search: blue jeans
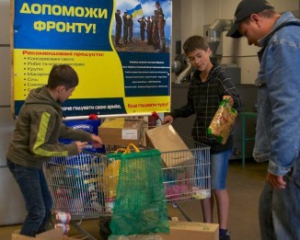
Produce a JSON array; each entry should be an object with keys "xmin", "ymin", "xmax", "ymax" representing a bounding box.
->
[
  {"xmin": 259, "ymin": 159, "xmax": 300, "ymax": 240},
  {"xmin": 7, "ymin": 159, "xmax": 53, "ymax": 237},
  {"xmin": 211, "ymin": 148, "xmax": 232, "ymax": 190},
  {"xmin": 195, "ymin": 148, "xmax": 232, "ymax": 190}
]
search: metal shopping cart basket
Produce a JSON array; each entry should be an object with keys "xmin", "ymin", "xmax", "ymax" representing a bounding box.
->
[
  {"xmin": 44, "ymin": 140, "xmax": 211, "ymax": 240},
  {"xmin": 161, "ymin": 140, "xmax": 211, "ymax": 222}
]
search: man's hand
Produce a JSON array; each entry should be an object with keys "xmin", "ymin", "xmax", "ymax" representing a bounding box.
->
[
  {"xmin": 75, "ymin": 141, "xmax": 88, "ymax": 153},
  {"xmin": 162, "ymin": 115, "xmax": 174, "ymax": 124},
  {"xmin": 90, "ymin": 134, "xmax": 103, "ymax": 148},
  {"xmin": 267, "ymin": 172, "xmax": 287, "ymax": 189}
]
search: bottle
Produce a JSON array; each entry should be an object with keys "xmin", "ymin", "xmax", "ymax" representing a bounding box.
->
[
  {"xmin": 55, "ymin": 211, "xmax": 71, "ymax": 224},
  {"xmin": 105, "ymin": 197, "xmax": 115, "ymax": 213}
]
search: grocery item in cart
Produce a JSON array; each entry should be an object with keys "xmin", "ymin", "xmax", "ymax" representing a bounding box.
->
[
  {"xmin": 146, "ymin": 124, "xmax": 194, "ymax": 167},
  {"xmin": 102, "ymin": 147, "xmax": 127, "ymax": 198},
  {"xmin": 103, "ymin": 159, "xmax": 121, "ymax": 198},
  {"xmin": 55, "ymin": 211, "xmax": 71, "ymax": 224},
  {"xmin": 207, "ymin": 99, "xmax": 238, "ymax": 145}
]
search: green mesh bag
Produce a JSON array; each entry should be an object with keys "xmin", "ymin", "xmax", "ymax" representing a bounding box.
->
[{"xmin": 109, "ymin": 145, "xmax": 169, "ymax": 237}]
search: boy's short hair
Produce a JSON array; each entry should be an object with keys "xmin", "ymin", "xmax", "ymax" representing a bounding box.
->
[
  {"xmin": 183, "ymin": 35, "xmax": 209, "ymax": 54},
  {"xmin": 47, "ymin": 64, "xmax": 79, "ymax": 90}
]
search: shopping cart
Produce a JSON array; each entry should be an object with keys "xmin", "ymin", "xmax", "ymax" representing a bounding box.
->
[{"xmin": 44, "ymin": 140, "xmax": 211, "ymax": 240}]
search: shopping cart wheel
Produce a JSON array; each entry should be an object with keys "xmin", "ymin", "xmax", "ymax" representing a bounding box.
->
[{"xmin": 99, "ymin": 217, "xmax": 111, "ymax": 240}]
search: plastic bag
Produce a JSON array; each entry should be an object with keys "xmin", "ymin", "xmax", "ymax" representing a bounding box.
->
[
  {"xmin": 208, "ymin": 99, "xmax": 238, "ymax": 145},
  {"xmin": 103, "ymin": 148, "xmax": 126, "ymax": 198}
]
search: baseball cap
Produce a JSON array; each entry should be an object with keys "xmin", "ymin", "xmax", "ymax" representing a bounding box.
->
[{"xmin": 227, "ymin": 0, "xmax": 274, "ymax": 38}]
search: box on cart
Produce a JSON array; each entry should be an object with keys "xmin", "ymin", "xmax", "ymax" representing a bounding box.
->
[
  {"xmin": 146, "ymin": 123, "xmax": 194, "ymax": 167},
  {"xmin": 98, "ymin": 118, "xmax": 146, "ymax": 146},
  {"xmin": 158, "ymin": 221, "xmax": 219, "ymax": 240}
]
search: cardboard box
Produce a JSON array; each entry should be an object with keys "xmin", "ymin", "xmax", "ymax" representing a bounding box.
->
[
  {"xmin": 11, "ymin": 229, "xmax": 85, "ymax": 240},
  {"xmin": 158, "ymin": 221, "xmax": 219, "ymax": 240},
  {"xmin": 12, "ymin": 228, "xmax": 64, "ymax": 240},
  {"xmin": 146, "ymin": 124, "xmax": 194, "ymax": 167},
  {"xmin": 110, "ymin": 222, "xmax": 219, "ymax": 240},
  {"xmin": 98, "ymin": 118, "xmax": 146, "ymax": 146}
]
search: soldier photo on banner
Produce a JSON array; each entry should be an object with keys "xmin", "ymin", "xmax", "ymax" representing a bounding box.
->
[
  {"xmin": 115, "ymin": 9, "xmax": 122, "ymax": 46},
  {"xmin": 137, "ymin": 16, "xmax": 146, "ymax": 41},
  {"xmin": 155, "ymin": 1, "xmax": 166, "ymax": 52},
  {"xmin": 146, "ymin": 16, "xmax": 153, "ymax": 46},
  {"xmin": 122, "ymin": 11, "xmax": 128, "ymax": 45},
  {"xmin": 112, "ymin": 0, "xmax": 171, "ymax": 53},
  {"xmin": 128, "ymin": 14, "xmax": 134, "ymax": 42},
  {"xmin": 152, "ymin": 10, "xmax": 160, "ymax": 51}
]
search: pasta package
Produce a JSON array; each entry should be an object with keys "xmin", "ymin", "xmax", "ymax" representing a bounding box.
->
[{"xmin": 208, "ymin": 99, "xmax": 238, "ymax": 145}]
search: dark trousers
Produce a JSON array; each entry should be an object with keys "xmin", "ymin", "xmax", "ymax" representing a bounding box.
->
[{"xmin": 7, "ymin": 159, "xmax": 53, "ymax": 237}]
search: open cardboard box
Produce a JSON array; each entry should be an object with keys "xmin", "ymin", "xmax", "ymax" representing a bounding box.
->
[{"xmin": 146, "ymin": 124, "xmax": 194, "ymax": 167}]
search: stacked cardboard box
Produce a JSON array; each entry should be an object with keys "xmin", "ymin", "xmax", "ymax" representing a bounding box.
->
[{"xmin": 98, "ymin": 118, "xmax": 146, "ymax": 146}]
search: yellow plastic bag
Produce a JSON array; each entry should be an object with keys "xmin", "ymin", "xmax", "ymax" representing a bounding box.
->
[
  {"xmin": 208, "ymin": 99, "xmax": 238, "ymax": 145},
  {"xmin": 103, "ymin": 144, "xmax": 140, "ymax": 198}
]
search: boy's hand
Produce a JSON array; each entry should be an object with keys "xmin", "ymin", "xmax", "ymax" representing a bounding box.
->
[
  {"xmin": 223, "ymin": 95, "xmax": 234, "ymax": 107},
  {"xmin": 162, "ymin": 115, "xmax": 174, "ymax": 124},
  {"xmin": 90, "ymin": 134, "xmax": 103, "ymax": 148},
  {"xmin": 75, "ymin": 141, "xmax": 88, "ymax": 153}
]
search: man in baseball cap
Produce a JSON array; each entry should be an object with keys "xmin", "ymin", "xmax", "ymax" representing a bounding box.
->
[
  {"xmin": 227, "ymin": 1, "xmax": 300, "ymax": 240},
  {"xmin": 226, "ymin": 0, "xmax": 274, "ymax": 38}
]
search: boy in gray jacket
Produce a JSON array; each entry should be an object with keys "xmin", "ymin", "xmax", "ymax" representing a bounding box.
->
[{"xmin": 7, "ymin": 64, "xmax": 103, "ymax": 237}]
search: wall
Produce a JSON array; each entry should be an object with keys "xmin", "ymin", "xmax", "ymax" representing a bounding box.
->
[
  {"xmin": 1, "ymin": 0, "xmax": 299, "ymax": 226},
  {"xmin": 0, "ymin": 0, "xmax": 27, "ymax": 225},
  {"xmin": 171, "ymin": 0, "xmax": 299, "ymax": 84}
]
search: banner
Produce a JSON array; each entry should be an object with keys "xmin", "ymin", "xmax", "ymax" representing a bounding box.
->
[{"xmin": 12, "ymin": 0, "xmax": 172, "ymax": 117}]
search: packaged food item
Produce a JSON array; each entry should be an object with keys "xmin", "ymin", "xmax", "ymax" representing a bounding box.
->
[
  {"xmin": 103, "ymin": 160, "xmax": 121, "ymax": 198},
  {"xmin": 207, "ymin": 99, "xmax": 238, "ymax": 145},
  {"xmin": 105, "ymin": 197, "xmax": 115, "ymax": 213},
  {"xmin": 55, "ymin": 211, "xmax": 71, "ymax": 224}
]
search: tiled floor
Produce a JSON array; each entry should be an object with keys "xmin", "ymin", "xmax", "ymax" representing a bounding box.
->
[{"xmin": 0, "ymin": 159, "xmax": 267, "ymax": 240}]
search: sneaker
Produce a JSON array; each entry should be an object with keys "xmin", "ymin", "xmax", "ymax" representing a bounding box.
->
[{"xmin": 219, "ymin": 230, "xmax": 231, "ymax": 240}]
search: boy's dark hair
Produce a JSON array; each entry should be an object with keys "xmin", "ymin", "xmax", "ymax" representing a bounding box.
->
[
  {"xmin": 47, "ymin": 64, "xmax": 79, "ymax": 90},
  {"xmin": 183, "ymin": 35, "xmax": 209, "ymax": 54}
]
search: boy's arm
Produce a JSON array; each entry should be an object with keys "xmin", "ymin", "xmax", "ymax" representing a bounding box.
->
[
  {"xmin": 29, "ymin": 111, "xmax": 80, "ymax": 157},
  {"xmin": 221, "ymin": 76, "xmax": 244, "ymax": 112},
  {"xmin": 59, "ymin": 124, "xmax": 103, "ymax": 148},
  {"xmin": 170, "ymin": 85, "xmax": 195, "ymax": 119}
]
